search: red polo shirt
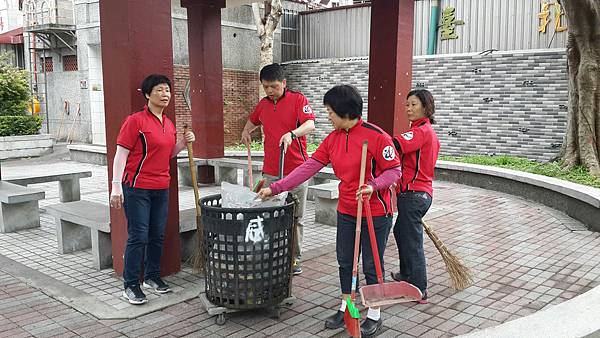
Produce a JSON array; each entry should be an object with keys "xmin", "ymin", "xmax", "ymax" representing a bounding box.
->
[
  {"xmin": 116, "ymin": 106, "xmax": 177, "ymax": 189},
  {"xmin": 311, "ymin": 119, "xmax": 400, "ymax": 217},
  {"xmin": 393, "ymin": 117, "xmax": 440, "ymax": 196},
  {"xmin": 249, "ymin": 89, "xmax": 315, "ymax": 176}
]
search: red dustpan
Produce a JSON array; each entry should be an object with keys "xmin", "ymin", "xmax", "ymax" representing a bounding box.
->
[{"xmin": 359, "ymin": 194, "xmax": 423, "ymax": 307}]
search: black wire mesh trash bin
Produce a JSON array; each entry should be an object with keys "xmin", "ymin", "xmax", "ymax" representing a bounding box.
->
[{"xmin": 199, "ymin": 193, "xmax": 295, "ymax": 324}]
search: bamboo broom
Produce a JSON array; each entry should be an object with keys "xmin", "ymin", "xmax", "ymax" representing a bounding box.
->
[
  {"xmin": 183, "ymin": 125, "xmax": 205, "ymax": 273},
  {"xmin": 422, "ymin": 221, "xmax": 474, "ymax": 291}
]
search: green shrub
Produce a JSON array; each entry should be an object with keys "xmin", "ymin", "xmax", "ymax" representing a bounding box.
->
[
  {"xmin": 0, "ymin": 115, "xmax": 42, "ymax": 136},
  {"xmin": 0, "ymin": 53, "xmax": 30, "ymax": 116},
  {"xmin": 226, "ymin": 141, "xmax": 320, "ymax": 152}
]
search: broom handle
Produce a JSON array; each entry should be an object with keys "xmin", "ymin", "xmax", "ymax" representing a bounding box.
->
[
  {"xmin": 246, "ymin": 143, "xmax": 253, "ymax": 189},
  {"xmin": 363, "ymin": 196, "xmax": 384, "ymax": 285},
  {"xmin": 184, "ymin": 125, "xmax": 201, "ymax": 217},
  {"xmin": 350, "ymin": 141, "xmax": 368, "ymax": 300}
]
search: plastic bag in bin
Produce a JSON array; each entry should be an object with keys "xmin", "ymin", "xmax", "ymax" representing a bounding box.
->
[{"xmin": 221, "ymin": 182, "xmax": 287, "ymax": 208}]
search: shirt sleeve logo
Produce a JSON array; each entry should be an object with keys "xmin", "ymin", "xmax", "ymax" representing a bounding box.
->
[
  {"xmin": 401, "ymin": 131, "xmax": 414, "ymax": 141},
  {"xmin": 382, "ymin": 145, "xmax": 396, "ymax": 161},
  {"xmin": 303, "ymin": 105, "xmax": 313, "ymax": 115}
]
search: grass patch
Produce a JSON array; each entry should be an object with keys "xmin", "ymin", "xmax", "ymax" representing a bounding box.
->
[
  {"xmin": 226, "ymin": 141, "xmax": 319, "ymax": 153},
  {"xmin": 439, "ymin": 155, "xmax": 600, "ymax": 188}
]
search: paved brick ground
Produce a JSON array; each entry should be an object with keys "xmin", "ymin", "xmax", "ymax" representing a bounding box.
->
[{"xmin": 0, "ymin": 152, "xmax": 599, "ymax": 337}]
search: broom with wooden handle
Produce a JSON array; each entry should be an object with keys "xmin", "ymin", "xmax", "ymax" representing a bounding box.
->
[
  {"xmin": 422, "ymin": 220, "xmax": 473, "ymax": 291},
  {"xmin": 184, "ymin": 125, "xmax": 204, "ymax": 272}
]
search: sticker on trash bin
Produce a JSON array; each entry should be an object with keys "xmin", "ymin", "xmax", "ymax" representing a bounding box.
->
[{"xmin": 245, "ymin": 216, "xmax": 265, "ymax": 243}]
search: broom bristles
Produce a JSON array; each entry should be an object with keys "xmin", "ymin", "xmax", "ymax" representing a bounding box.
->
[
  {"xmin": 423, "ymin": 221, "xmax": 474, "ymax": 291},
  {"xmin": 191, "ymin": 216, "xmax": 205, "ymax": 274}
]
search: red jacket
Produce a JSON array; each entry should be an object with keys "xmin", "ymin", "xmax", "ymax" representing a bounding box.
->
[{"xmin": 393, "ymin": 118, "xmax": 439, "ymax": 196}]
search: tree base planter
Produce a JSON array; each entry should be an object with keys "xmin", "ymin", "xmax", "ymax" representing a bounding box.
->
[{"xmin": 0, "ymin": 134, "xmax": 53, "ymax": 159}]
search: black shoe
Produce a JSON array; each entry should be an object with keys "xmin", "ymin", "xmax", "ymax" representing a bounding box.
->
[
  {"xmin": 143, "ymin": 277, "xmax": 172, "ymax": 294},
  {"xmin": 390, "ymin": 271, "xmax": 403, "ymax": 282},
  {"xmin": 361, "ymin": 318, "xmax": 383, "ymax": 337},
  {"xmin": 292, "ymin": 260, "xmax": 303, "ymax": 275},
  {"xmin": 324, "ymin": 310, "xmax": 345, "ymax": 329},
  {"xmin": 122, "ymin": 285, "xmax": 148, "ymax": 305}
]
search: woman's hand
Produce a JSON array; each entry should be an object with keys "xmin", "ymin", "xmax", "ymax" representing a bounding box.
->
[
  {"xmin": 258, "ymin": 187, "xmax": 273, "ymax": 200},
  {"xmin": 279, "ymin": 132, "xmax": 293, "ymax": 154},
  {"xmin": 356, "ymin": 184, "xmax": 374, "ymax": 201},
  {"xmin": 110, "ymin": 183, "xmax": 124, "ymax": 209},
  {"xmin": 183, "ymin": 130, "xmax": 195, "ymax": 143}
]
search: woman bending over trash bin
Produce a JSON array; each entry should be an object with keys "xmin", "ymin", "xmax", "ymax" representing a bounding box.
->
[
  {"xmin": 389, "ymin": 89, "xmax": 440, "ymax": 304},
  {"xmin": 258, "ymin": 84, "xmax": 401, "ymax": 337},
  {"xmin": 109, "ymin": 74, "xmax": 195, "ymax": 305}
]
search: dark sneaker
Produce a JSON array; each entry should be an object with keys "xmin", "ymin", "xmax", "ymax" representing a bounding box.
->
[
  {"xmin": 418, "ymin": 290, "xmax": 428, "ymax": 304},
  {"xmin": 324, "ymin": 310, "xmax": 345, "ymax": 329},
  {"xmin": 122, "ymin": 285, "xmax": 147, "ymax": 305},
  {"xmin": 361, "ymin": 318, "xmax": 383, "ymax": 337},
  {"xmin": 143, "ymin": 277, "xmax": 172, "ymax": 294},
  {"xmin": 292, "ymin": 261, "xmax": 302, "ymax": 275}
]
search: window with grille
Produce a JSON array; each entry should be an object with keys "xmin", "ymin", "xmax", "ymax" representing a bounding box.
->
[
  {"xmin": 40, "ymin": 57, "xmax": 53, "ymax": 72},
  {"xmin": 63, "ymin": 55, "xmax": 78, "ymax": 71}
]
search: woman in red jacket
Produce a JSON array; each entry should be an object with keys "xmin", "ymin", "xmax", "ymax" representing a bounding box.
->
[{"xmin": 391, "ymin": 89, "xmax": 440, "ymax": 303}]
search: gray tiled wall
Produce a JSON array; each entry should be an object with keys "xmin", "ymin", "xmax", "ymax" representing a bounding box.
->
[{"xmin": 283, "ymin": 49, "xmax": 568, "ymax": 162}]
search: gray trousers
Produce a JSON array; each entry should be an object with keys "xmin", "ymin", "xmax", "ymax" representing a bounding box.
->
[{"xmin": 263, "ymin": 174, "xmax": 308, "ymax": 261}]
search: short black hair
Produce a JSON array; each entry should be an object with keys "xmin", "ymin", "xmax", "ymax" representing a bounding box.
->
[
  {"xmin": 323, "ymin": 84, "xmax": 363, "ymax": 119},
  {"xmin": 141, "ymin": 74, "xmax": 171, "ymax": 100},
  {"xmin": 407, "ymin": 89, "xmax": 436, "ymax": 124},
  {"xmin": 259, "ymin": 63, "xmax": 285, "ymax": 82}
]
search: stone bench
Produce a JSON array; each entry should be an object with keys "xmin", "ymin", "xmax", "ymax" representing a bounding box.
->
[
  {"xmin": 307, "ymin": 181, "xmax": 339, "ymax": 226},
  {"xmin": 206, "ymin": 158, "xmax": 264, "ymax": 187},
  {"xmin": 0, "ymin": 181, "xmax": 45, "ymax": 233},
  {"xmin": 5, "ymin": 170, "xmax": 92, "ymax": 202},
  {"xmin": 45, "ymin": 201, "xmax": 200, "ymax": 270},
  {"xmin": 46, "ymin": 200, "xmax": 112, "ymax": 270},
  {"xmin": 177, "ymin": 158, "xmax": 208, "ymax": 187},
  {"xmin": 435, "ymin": 160, "xmax": 600, "ymax": 232},
  {"xmin": 308, "ymin": 167, "xmax": 338, "ymax": 201}
]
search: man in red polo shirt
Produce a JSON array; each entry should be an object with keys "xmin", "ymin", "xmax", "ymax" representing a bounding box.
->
[{"xmin": 241, "ymin": 63, "xmax": 315, "ymax": 274}]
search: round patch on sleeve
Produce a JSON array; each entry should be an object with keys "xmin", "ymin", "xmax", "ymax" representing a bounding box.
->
[
  {"xmin": 303, "ymin": 105, "xmax": 313, "ymax": 114},
  {"xmin": 382, "ymin": 145, "xmax": 396, "ymax": 161},
  {"xmin": 401, "ymin": 131, "xmax": 414, "ymax": 141}
]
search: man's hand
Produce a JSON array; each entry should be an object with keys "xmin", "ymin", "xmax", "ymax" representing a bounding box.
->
[
  {"xmin": 258, "ymin": 187, "xmax": 273, "ymax": 200},
  {"xmin": 279, "ymin": 132, "xmax": 293, "ymax": 154},
  {"xmin": 356, "ymin": 184, "xmax": 374, "ymax": 201},
  {"xmin": 110, "ymin": 183, "xmax": 124, "ymax": 209},
  {"xmin": 241, "ymin": 130, "xmax": 252, "ymax": 146}
]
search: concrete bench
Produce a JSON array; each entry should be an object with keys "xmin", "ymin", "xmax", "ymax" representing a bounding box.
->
[
  {"xmin": 307, "ymin": 181, "xmax": 339, "ymax": 226},
  {"xmin": 45, "ymin": 201, "xmax": 200, "ymax": 270},
  {"xmin": 46, "ymin": 201, "xmax": 112, "ymax": 270},
  {"xmin": 177, "ymin": 158, "xmax": 208, "ymax": 187},
  {"xmin": 0, "ymin": 181, "xmax": 45, "ymax": 233},
  {"xmin": 206, "ymin": 158, "xmax": 264, "ymax": 187},
  {"xmin": 5, "ymin": 170, "xmax": 92, "ymax": 202},
  {"xmin": 307, "ymin": 167, "xmax": 338, "ymax": 201}
]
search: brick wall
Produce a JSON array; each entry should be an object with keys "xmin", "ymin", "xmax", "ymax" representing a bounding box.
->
[
  {"xmin": 283, "ymin": 49, "xmax": 568, "ymax": 162},
  {"xmin": 173, "ymin": 65, "xmax": 191, "ymax": 134},
  {"xmin": 223, "ymin": 69, "xmax": 261, "ymax": 146},
  {"xmin": 173, "ymin": 65, "xmax": 260, "ymax": 146}
]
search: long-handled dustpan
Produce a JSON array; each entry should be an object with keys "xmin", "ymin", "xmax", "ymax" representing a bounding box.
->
[
  {"xmin": 360, "ymin": 194, "xmax": 422, "ymax": 307},
  {"xmin": 344, "ymin": 141, "xmax": 369, "ymax": 338}
]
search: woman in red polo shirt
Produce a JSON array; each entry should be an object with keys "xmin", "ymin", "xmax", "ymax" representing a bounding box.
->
[
  {"xmin": 390, "ymin": 89, "xmax": 440, "ymax": 303},
  {"xmin": 259, "ymin": 85, "xmax": 401, "ymax": 337},
  {"xmin": 109, "ymin": 74, "xmax": 194, "ymax": 305}
]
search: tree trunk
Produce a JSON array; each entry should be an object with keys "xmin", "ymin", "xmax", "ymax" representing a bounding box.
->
[
  {"xmin": 252, "ymin": 0, "xmax": 283, "ymax": 97},
  {"xmin": 560, "ymin": 0, "xmax": 600, "ymax": 177}
]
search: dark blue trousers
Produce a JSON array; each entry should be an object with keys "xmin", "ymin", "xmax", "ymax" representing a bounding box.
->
[
  {"xmin": 394, "ymin": 191, "xmax": 432, "ymax": 293},
  {"xmin": 122, "ymin": 184, "xmax": 169, "ymax": 288},
  {"xmin": 336, "ymin": 212, "xmax": 392, "ymax": 294}
]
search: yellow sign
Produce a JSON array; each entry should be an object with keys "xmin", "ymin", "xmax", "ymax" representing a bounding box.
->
[
  {"xmin": 440, "ymin": 6, "xmax": 465, "ymax": 40},
  {"xmin": 538, "ymin": 1, "xmax": 567, "ymax": 33}
]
